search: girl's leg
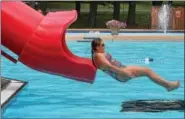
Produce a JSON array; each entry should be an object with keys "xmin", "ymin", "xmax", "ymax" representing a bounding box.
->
[{"xmin": 125, "ymin": 66, "xmax": 180, "ymax": 91}]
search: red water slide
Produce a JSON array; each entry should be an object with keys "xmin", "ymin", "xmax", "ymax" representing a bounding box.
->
[{"xmin": 1, "ymin": 1, "xmax": 97, "ymax": 83}]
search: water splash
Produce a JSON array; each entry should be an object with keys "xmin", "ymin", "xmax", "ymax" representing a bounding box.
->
[{"xmin": 158, "ymin": 4, "xmax": 172, "ymax": 33}]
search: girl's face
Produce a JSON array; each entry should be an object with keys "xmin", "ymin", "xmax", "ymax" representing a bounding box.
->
[{"xmin": 96, "ymin": 41, "xmax": 105, "ymax": 53}]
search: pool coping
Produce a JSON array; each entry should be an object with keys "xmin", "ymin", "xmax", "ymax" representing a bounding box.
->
[
  {"xmin": 1, "ymin": 77, "xmax": 28, "ymax": 108},
  {"xmin": 66, "ymin": 29, "xmax": 184, "ymax": 41},
  {"xmin": 66, "ymin": 35, "xmax": 184, "ymax": 41},
  {"xmin": 67, "ymin": 29, "xmax": 185, "ymax": 33}
]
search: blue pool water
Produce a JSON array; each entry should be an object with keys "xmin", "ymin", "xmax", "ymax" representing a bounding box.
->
[{"xmin": 2, "ymin": 40, "xmax": 184, "ymax": 118}]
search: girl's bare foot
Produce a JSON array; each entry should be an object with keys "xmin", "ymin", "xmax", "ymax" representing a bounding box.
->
[{"xmin": 167, "ymin": 81, "xmax": 180, "ymax": 92}]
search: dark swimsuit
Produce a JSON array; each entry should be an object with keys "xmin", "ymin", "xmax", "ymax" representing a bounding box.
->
[{"xmin": 93, "ymin": 53, "xmax": 128, "ymax": 82}]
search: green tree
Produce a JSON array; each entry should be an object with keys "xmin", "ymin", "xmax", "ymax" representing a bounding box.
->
[
  {"xmin": 127, "ymin": 1, "xmax": 136, "ymax": 26},
  {"xmin": 113, "ymin": 1, "xmax": 120, "ymax": 20},
  {"xmin": 37, "ymin": 1, "xmax": 48, "ymax": 15},
  {"xmin": 75, "ymin": 1, "xmax": 81, "ymax": 16},
  {"xmin": 88, "ymin": 2, "xmax": 98, "ymax": 28},
  {"xmin": 168, "ymin": 1, "xmax": 173, "ymax": 6},
  {"xmin": 152, "ymin": 1, "xmax": 163, "ymax": 6}
]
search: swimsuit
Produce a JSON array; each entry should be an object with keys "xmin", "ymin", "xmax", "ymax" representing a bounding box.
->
[{"xmin": 93, "ymin": 53, "xmax": 127, "ymax": 82}]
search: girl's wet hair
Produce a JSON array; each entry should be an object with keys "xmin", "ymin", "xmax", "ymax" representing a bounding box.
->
[
  {"xmin": 91, "ymin": 38, "xmax": 102, "ymax": 67},
  {"xmin": 91, "ymin": 38, "xmax": 102, "ymax": 51}
]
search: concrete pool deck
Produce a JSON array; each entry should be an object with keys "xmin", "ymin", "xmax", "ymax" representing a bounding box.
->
[{"xmin": 65, "ymin": 29, "xmax": 184, "ymax": 41}]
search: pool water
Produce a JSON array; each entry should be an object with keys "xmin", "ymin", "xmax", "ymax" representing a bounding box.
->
[{"xmin": 2, "ymin": 40, "xmax": 184, "ymax": 118}]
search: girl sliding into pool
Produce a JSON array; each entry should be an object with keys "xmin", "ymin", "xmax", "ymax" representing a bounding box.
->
[{"xmin": 91, "ymin": 38, "xmax": 180, "ymax": 92}]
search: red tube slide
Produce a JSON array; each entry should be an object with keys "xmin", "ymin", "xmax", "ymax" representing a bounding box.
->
[{"xmin": 1, "ymin": 1, "xmax": 97, "ymax": 83}]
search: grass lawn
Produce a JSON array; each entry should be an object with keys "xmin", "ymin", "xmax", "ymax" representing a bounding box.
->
[
  {"xmin": 46, "ymin": 1, "xmax": 184, "ymax": 29},
  {"xmin": 70, "ymin": 11, "xmax": 151, "ymax": 29}
]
